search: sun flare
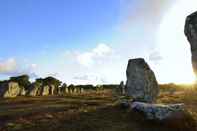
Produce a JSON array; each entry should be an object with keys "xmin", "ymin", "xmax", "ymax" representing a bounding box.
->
[{"xmin": 157, "ymin": 0, "xmax": 197, "ymax": 84}]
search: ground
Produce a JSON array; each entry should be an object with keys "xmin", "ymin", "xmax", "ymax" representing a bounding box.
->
[{"xmin": 0, "ymin": 85, "xmax": 197, "ymax": 131}]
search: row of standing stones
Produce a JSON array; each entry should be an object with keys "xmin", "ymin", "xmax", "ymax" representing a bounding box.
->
[
  {"xmin": 120, "ymin": 11, "xmax": 197, "ymax": 123},
  {"xmin": 0, "ymin": 81, "xmax": 104, "ymax": 98}
]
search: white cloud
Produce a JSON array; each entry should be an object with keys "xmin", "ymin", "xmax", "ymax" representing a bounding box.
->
[
  {"xmin": 47, "ymin": 73, "xmax": 59, "ymax": 77},
  {"xmin": 72, "ymin": 74, "xmax": 107, "ymax": 85},
  {"xmin": 30, "ymin": 64, "xmax": 37, "ymax": 69},
  {"xmin": 0, "ymin": 58, "xmax": 17, "ymax": 73},
  {"xmin": 76, "ymin": 43, "xmax": 113, "ymax": 67},
  {"xmin": 92, "ymin": 43, "xmax": 112, "ymax": 57},
  {"xmin": 149, "ymin": 51, "xmax": 163, "ymax": 63},
  {"xmin": 77, "ymin": 52, "xmax": 94, "ymax": 67},
  {"xmin": 47, "ymin": 42, "xmax": 124, "ymax": 85},
  {"xmin": 0, "ymin": 58, "xmax": 38, "ymax": 79}
]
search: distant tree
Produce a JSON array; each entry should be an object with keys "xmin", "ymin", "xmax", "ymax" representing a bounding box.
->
[
  {"xmin": 35, "ymin": 78, "xmax": 43, "ymax": 84},
  {"xmin": 42, "ymin": 77, "xmax": 62, "ymax": 87},
  {"xmin": 102, "ymin": 84, "xmax": 118, "ymax": 89},
  {"xmin": 9, "ymin": 75, "xmax": 31, "ymax": 89},
  {"xmin": 61, "ymin": 83, "xmax": 67, "ymax": 88},
  {"xmin": 68, "ymin": 84, "xmax": 74, "ymax": 88},
  {"xmin": 75, "ymin": 85, "xmax": 95, "ymax": 90}
]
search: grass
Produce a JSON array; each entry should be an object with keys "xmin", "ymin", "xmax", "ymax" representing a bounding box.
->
[{"xmin": 0, "ymin": 86, "xmax": 197, "ymax": 131}]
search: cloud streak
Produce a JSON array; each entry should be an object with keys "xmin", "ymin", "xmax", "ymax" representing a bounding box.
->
[{"xmin": 149, "ymin": 51, "xmax": 163, "ymax": 63}]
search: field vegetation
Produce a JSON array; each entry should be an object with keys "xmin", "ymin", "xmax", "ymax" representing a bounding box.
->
[{"xmin": 0, "ymin": 84, "xmax": 197, "ymax": 131}]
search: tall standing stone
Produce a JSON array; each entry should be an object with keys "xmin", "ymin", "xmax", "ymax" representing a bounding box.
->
[
  {"xmin": 0, "ymin": 82, "xmax": 21, "ymax": 98},
  {"xmin": 125, "ymin": 58, "xmax": 159, "ymax": 103},
  {"xmin": 185, "ymin": 11, "xmax": 197, "ymax": 77}
]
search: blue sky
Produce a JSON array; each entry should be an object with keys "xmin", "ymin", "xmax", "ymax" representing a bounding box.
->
[
  {"xmin": 0, "ymin": 0, "xmax": 121, "ymax": 57},
  {"xmin": 0, "ymin": 0, "xmax": 197, "ymax": 84}
]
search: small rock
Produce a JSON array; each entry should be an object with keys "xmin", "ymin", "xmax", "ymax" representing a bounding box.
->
[{"xmin": 120, "ymin": 100, "xmax": 130, "ymax": 109}]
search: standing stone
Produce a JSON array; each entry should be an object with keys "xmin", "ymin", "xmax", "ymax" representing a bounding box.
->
[
  {"xmin": 185, "ymin": 11, "xmax": 197, "ymax": 77},
  {"xmin": 0, "ymin": 82, "xmax": 21, "ymax": 98},
  {"xmin": 27, "ymin": 82, "xmax": 42, "ymax": 96},
  {"xmin": 119, "ymin": 81, "xmax": 125, "ymax": 95},
  {"xmin": 20, "ymin": 87, "xmax": 26, "ymax": 96},
  {"xmin": 49, "ymin": 85, "xmax": 55, "ymax": 95},
  {"xmin": 125, "ymin": 58, "xmax": 159, "ymax": 103},
  {"xmin": 42, "ymin": 85, "xmax": 50, "ymax": 96}
]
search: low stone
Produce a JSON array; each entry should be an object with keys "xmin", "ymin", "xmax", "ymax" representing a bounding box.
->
[
  {"xmin": 120, "ymin": 100, "xmax": 130, "ymax": 109},
  {"xmin": 131, "ymin": 102, "xmax": 185, "ymax": 120}
]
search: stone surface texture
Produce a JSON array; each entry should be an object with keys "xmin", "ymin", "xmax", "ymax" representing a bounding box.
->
[
  {"xmin": 131, "ymin": 102, "xmax": 185, "ymax": 120},
  {"xmin": 125, "ymin": 58, "xmax": 159, "ymax": 103}
]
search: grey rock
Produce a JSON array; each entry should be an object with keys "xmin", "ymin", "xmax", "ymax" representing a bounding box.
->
[
  {"xmin": 125, "ymin": 58, "xmax": 159, "ymax": 103},
  {"xmin": 42, "ymin": 85, "xmax": 50, "ymax": 96},
  {"xmin": 27, "ymin": 82, "xmax": 60, "ymax": 96},
  {"xmin": 20, "ymin": 86, "xmax": 26, "ymax": 96},
  {"xmin": 185, "ymin": 11, "xmax": 197, "ymax": 76},
  {"xmin": 131, "ymin": 102, "xmax": 185, "ymax": 120},
  {"xmin": 0, "ymin": 82, "xmax": 21, "ymax": 98},
  {"xmin": 119, "ymin": 81, "xmax": 125, "ymax": 95},
  {"xmin": 51, "ymin": 85, "xmax": 61, "ymax": 95},
  {"xmin": 27, "ymin": 82, "xmax": 42, "ymax": 96}
]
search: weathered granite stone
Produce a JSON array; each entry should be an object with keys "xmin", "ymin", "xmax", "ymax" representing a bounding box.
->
[
  {"xmin": 20, "ymin": 87, "xmax": 26, "ymax": 96},
  {"xmin": 49, "ymin": 85, "xmax": 55, "ymax": 95},
  {"xmin": 131, "ymin": 102, "xmax": 185, "ymax": 120},
  {"xmin": 27, "ymin": 82, "xmax": 42, "ymax": 96},
  {"xmin": 42, "ymin": 85, "xmax": 50, "ymax": 96},
  {"xmin": 185, "ymin": 11, "xmax": 197, "ymax": 77},
  {"xmin": 125, "ymin": 58, "xmax": 159, "ymax": 103},
  {"xmin": 119, "ymin": 81, "xmax": 125, "ymax": 95},
  {"xmin": 0, "ymin": 82, "xmax": 21, "ymax": 98}
]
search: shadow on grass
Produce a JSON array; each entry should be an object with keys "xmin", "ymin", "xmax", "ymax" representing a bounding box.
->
[{"xmin": 1, "ymin": 104, "xmax": 196, "ymax": 131}]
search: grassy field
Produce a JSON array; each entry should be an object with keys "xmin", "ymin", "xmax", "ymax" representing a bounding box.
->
[{"xmin": 0, "ymin": 86, "xmax": 197, "ymax": 131}]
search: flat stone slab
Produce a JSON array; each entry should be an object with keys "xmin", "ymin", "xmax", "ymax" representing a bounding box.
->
[{"xmin": 131, "ymin": 102, "xmax": 185, "ymax": 120}]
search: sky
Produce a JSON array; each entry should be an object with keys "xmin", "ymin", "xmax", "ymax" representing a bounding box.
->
[{"xmin": 0, "ymin": 0, "xmax": 197, "ymax": 84}]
